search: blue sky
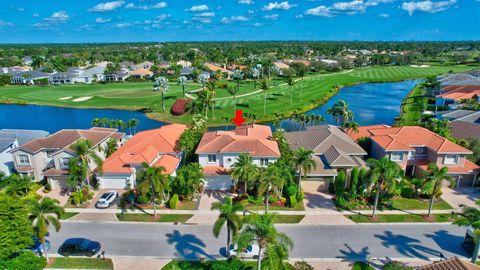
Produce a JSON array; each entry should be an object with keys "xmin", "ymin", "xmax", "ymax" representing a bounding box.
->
[{"xmin": 0, "ymin": 0, "xmax": 478, "ymax": 43}]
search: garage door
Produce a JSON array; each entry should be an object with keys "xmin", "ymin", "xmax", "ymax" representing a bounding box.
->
[
  {"xmin": 457, "ymin": 175, "xmax": 475, "ymax": 187},
  {"xmin": 204, "ymin": 175, "xmax": 232, "ymax": 191},
  {"xmin": 99, "ymin": 178, "xmax": 128, "ymax": 189},
  {"xmin": 48, "ymin": 178, "xmax": 68, "ymax": 190}
]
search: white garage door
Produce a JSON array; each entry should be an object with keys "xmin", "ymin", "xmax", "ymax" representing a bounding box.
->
[
  {"xmin": 204, "ymin": 175, "xmax": 233, "ymax": 191},
  {"xmin": 48, "ymin": 178, "xmax": 68, "ymax": 190},
  {"xmin": 99, "ymin": 178, "xmax": 128, "ymax": 189}
]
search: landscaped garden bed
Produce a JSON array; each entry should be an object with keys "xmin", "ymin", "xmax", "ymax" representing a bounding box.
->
[
  {"xmin": 59, "ymin": 212, "xmax": 79, "ymax": 220},
  {"xmin": 116, "ymin": 213, "xmax": 193, "ymax": 223},
  {"xmin": 47, "ymin": 258, "xmax": 113, "ymax": 269},
  {"xmin": 346, "ymin": 213, "xmax": 453, "ymax": 223}
]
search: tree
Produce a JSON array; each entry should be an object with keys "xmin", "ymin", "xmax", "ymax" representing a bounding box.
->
[
  {"xmin": 422, "ymin": 118, "xmax": 451, "ymax": 138},
  {"xmin": 4, "ymin": 174, "xmax": 33, "ymax": 197},
  {"xmin": 232, "ymin": 69, "xmax": 244, "ymax": 93},
  {"xmin": 136, "ymin": 164, "xmax": 169, "ymax": 217},
  {"xmin": 349, "ymin": 167, "xmax": 360, "ymax": 200},
  {"xmin": 236, "ymin": 213, "xmax": 293, "ymax": 270},
  {"xmin": 230, "ymin": 153, "xmax": 259, "ymax": 194},
  {"xmin": 105, "ymin": 138, "xmax": 118, "ymax": 158},
  {"xmin": 0, "ymin": 252, "xmax": 47, "ymax": 270},
  {"xmin": 367, "ymin": 157, "xmax": 403, "ymax": 218},
  {"xmin": 286, "ymin": 76, "xmax": 296, "ymax": 104},
  {"xmin": 293, "ymin": 147, "xmax": 316, "ymax": 192},
  {"xmin": 198, "ymin": 73, "xmax": 209, "ymax": 91},
  {"xmin": 424, "ymin": 76, "xmax": 440, "ymax": 97},
  {"xmin": 211, "ymin": 197, "xmax": 244, "ymax": 256},
  {"xmin": 327, "ymin": 100, "xmax": 354, "ymax": 126},
  {"xmin": 257, "ymin": 164, "xmax": 284, "ymax": 213},
  {"xmin": 226, "ymin": 86, "xmax": 239, "ymax": 113},
  {"xmin": 296, "ymin": 64, "xmax": 307, "ymax": 100},
  {"xmin": 127, "ymin": 118, "xmax": 139, "ymax": 135},
  {"xmin": 153, "ymin": 76, "xmax": 169, "ymax": 112},
  {"xmin": 27, "ymin": 198, "xmax": 64, "ymax": 260},
  {"xmin": 197, "ymin": 89, "xmax": 215, "ymax": 117},
  {"xmin": 251, "ymin": 67, "xmax": 260, "ymax": 89},
  {"xmin": 0, "ymin": 194, "xmax": 33, "ymax": 260},
  {"xmin": 69, "ymin": 139, "xmax": 103, "ymax": 190},
  {"xmin": 343, "ymin": 121, "xmax": 359, "ymax": 133},
  {"xmin": 260, "ymin": 80, "xmax": 269, "ymax": 115},
  {"xmin": 170, "ymin": 163, "xmax": 204, "ymax": 199},
  {"xmin": 206, "ymin": 80, "xmax": 217, "ymax": 118},
  {"xmin": 453, "ymin": 206, "xmax": 480, "ymax": 263},
  {"xmin": 177, "ymin": 76, "xmax": 188, "ymax": 98},
  {"xmin": 423, "ymin": 163, "xmax": 452, "ymax": 217}
]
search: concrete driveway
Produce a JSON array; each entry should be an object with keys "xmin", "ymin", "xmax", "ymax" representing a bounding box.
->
[
  {"xmin": 442, "ymin": 186, "xmax": 479, "ymax": 209},
  {"xmin": 36, "ymin": 188, "xmax": 70, "ymax": 206},
  {"xmin": 87, "ymin": 189, "xmax": 128, "ymax": 209},
  {"xmin": 302, "ymin": 181, "xmax": 337, "ymax": 212}
]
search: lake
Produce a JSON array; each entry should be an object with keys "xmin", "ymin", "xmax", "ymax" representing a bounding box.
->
[{"xmin": 0, "ymin": 80, "xmax": 420, "ymax": 133}]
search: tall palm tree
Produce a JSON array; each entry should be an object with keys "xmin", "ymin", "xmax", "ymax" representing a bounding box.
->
[
  {"xmin": 367, "ymin": 157, "xmax": 403, "ymax": 218},
  {"xmin": 197, "ymin": 89, "xmax": 215, "ymax": 117},
  {"xmin": 232, "ymin": 69, "xmax": 244, "ymax": 92},
  {"xmin": 423, "ymin": 163, "xmax": 452, "ymax": 217},
  {"xmin": 226, "ymin": 86, "xmax": 239, "ymax": 113},
  {"xmin": 453, "ymin": 206, "xmax": 480, "ymax": 263},
  {"xmin": 206, "ymin": 81, "xmax": 217, "ymax": 118},
  {"xmin": 230, "ymin": 153, "xmax": 259, "ymax": 194},
  {"xmin": 251, "ymin": 68, "xmax": 260, "ymax": 89},
  {"xmin": 127, "ymin": 118, "xmax": 139, "ymax": 135},
  {"xmin": 198, "ymin": 73, "xmax": 209, "ymax": 91},
  {"xmin": 286, "ymin": 76, "xmax": 296, "ymax": 104},
  {"xmin": 211, "ymin": 197, "xmax": 245, "ymax": 256},
  {"xmin": 69, "ymin": 139, "xmax": 103, "ymax": 189},
  {"xmin": 177, "ymin": 76, "xmax": 188, "ymax": 98},
  {"xmin": 343, "ymin": 121, "xmax": 359, "ymax": 133},
  {"xmin": 153, "ymin": 76, "xmax": 169, "ymax": 112},
  {"xmin": 236, "ymin": 213, "xmax": 293, "ymax": 270},
  {"xmin": 136, "ymin": 163, "xmax": 170, "ymax": 217},
  {"xmin": 293, "ymin": 147, "xmax": 316, "ymax": 192},
  {"xmin": 257, "ymin": 164, "xmax": 284, "ymax": 213},
  {"xmin": 327, "ymin": 100, "xmax": 353, "ymax": 126},
  {"xmin": 28, "ymin": 198, "xmax": 64, "ymax": 260},
  {"xmin": 297, "ymin": 65, "xmax": 307, "ymax": 100},
  {"xmin": 260, "ymin": 80, "xmax": 269, "ymax": 115},
  {"xmin": 105, "ymin": 138, "xmax": 118, "ymax": 158}
]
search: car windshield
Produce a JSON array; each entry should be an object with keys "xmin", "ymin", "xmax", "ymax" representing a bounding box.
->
[
  {"xmin": 100, "ymin": 193, "xmax": 109, "ymax": 199},
  {"xmin": 246, "ymin": 245, "xmax": 253, "ymax": 252},
  {"xmin": 79, "ymin": 240, "xmax": 91, "ymax": 249}
]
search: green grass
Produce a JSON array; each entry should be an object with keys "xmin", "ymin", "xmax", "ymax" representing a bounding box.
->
[
  {"xmin": 245, "ymin": 202, "xmax": 305, "ymax": 211},
  {"xmin": 397, "ymin": 84, "xmax": 428, "ymax": 125},
  {"xmin": 116, "ymin": 213, "xmax": 193, "ymax": 222},
  {"xmin": 352, "ymin": 261, "xmax": 375, "ymax": 270},
  {"xmin": 389, "ymin": 197, "xmax": 453, "ymax": 210},
  {"xmin": 0, "ymin": 65, "xmax": 475, "ymax": 125},
  {"xmin": 59, "ymin": 212, "xmax": 79, "ymax": 220},
  {"xmin": 47, "ymin": 258, "xmax": 113, "ymax": 269},
  {"xmin": 272, "ymin": 215, "xmax": 305, "ymax": 223},
  {"xmin": 346, "ymin": 213, "xmax": 452, "ymax": 223},
  {"xmin": 162, "ymin": 260, "xmax": 257, "ymax": 270}
]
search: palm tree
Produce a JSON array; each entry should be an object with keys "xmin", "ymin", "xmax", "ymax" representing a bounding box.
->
[
  {"xmin": 211, "ymin": 197, "xmax": 245, "ymax": 256},
  {"xmin": 153, "ymin": 76, "xmax": 169, "ymax": 112},
  {"xmin": 230, "ymin": 153, "xmax": 259, "ymax": 194},
  {"xmin": 232, "ymin": 69, "xmax": 244, "ymax": 92},
  {"xmin": 226, "ymin": 86, "xmax": 239, "ymax": 113},
  {"xmin": 343, "ymin": 121, "xmax": 359, "ymax": 133},
  {"xmin": 293, "ymin": 147, "xmax": 316, "ymax": 192},
  {"xmin": 286, "ymin": 76, "xmax": 296, "ymax": 104},
  {"xmin": 251, "ymin": 68, "xmax": 260, "ymax": 89},
  {"xmin": 91, "ymin": 118, "xmax": 101, "ymax": 127},
  {"xmin": 206, "ymin": 81, "xmax": 217, "ymax": 118},
  {"xmin": 423, "ymin": 163, "xmax": 452, "ymax": 217},
  {"xmin": 197, "ymin": 89, "xmax": 215, "ymax": 117},
  {"xmin": 28, "ymin": 198, "xmax": 64, "ymax": 260},
  {"xmin": 367, "ymin": 157, "xmax": 403, "ymax": 218},
  {"xmin": 260, "ymin": 80, "xmax": 269, "ymax": 115},
  {"xmin": 327, "ymin": 100, "xmax": 353, "ymax": 126},
  {"xmin": 69, "ymin": 139, "xmax": 103, "ymax": 189},
  {"xmin": 453, "ymin": 206, "xmax": 480, "ymax": 263},
  {"xmin": 136, "ymin": 163, "xmax": 170, "ymax": 217},
  {"xmin": 257, "ymin": 164, "xmax": 284, "ymax": 213},
  {"xmin": 105, "ymin": 138, "xmax": 118, "ymax": 158},
  {"xmin": 297, "ymin": 65, "xmax": 307, "ymax": 100},
  {"xmin": 198, "ymin": 73, "xmax": 209, "ymax": 91},
  {"xmin": 236, "ymin": 213, "xmax": 293, "ymax": 270},
  {"xmin": 127, "ymin": 118, "xmax": 139, "ymax": 135},
  {"xmin": 177, "ymin": 76, "xmax": 188, "ymax": 98}
]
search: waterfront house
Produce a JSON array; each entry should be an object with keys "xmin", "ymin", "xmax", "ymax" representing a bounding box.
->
[
  {"xmin": 10, "ymin": 70, "xmax": 50, "ymax": 85},
  {"xmin": 436, "ymin": 84, "xmax": 480, "ymax": 109},
  {"xmin": 97, "ymin": 124, "xmax": 186, "ymax": 189},
  {"xmin": 350, "ymin": 125, "xmax": 479, "ymax": 187},
  {"xmin": 134, "ymin": 61, "xmax": 154, "ymax": 70},
  {"xmin": 10, "ymin": 128, "xmax": 123, "ymax": 189},
  {"xmin": 449, "ymin": 121, "xmax": 480, "ymax": 140},
  {"xmin": 128, "ymin": 68, "xmax": 153, "ymax": 79},
  {"xmin": 49, "ymin": 68, "xmax": 84, "ymax": 84},
  {"xmin": 438, "ymin": 110, "xmax": 480, "ymax": 123},
  {"xmin": 204, "ymin": 63, "xmax": 233, "ymax": 79}
]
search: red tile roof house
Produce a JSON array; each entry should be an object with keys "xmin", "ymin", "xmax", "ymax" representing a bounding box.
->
[
  {"xmin": 195, "ymin": 124, "xmax": 280, "ymax": 190},
  {"xmin": 10, "ymin": 128, "xmax": 124, "ymax": 190},
  {"xmin": 349, "ymin": 125, "xmax": 480, "ymax": 187},
  {"xmin": 436, "ymin": 84, "xmax": 480, "ymax": 109},
  {"xmin": 96, "ymin": 124, "xmax": 187, "ymax": 189}
]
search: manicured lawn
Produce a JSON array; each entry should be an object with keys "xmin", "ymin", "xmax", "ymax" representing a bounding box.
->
[
  {"xmin": 47, "ymin": 258, "xmax": 113, "ymax": 269},
  {"xmin": 0, "ymin": 65, "xmax": 475, "ymax": 125},
  {"xmin": 162, "ymin": 260, "xmax": 257, "ymax": 270},
  {"xmin": 135, "ymin": 199, "xmax": 198, "ymax": 210},
  {"xmin": 116, "ymin": 213, "xmax": 193, "ymax": 223},
  {"xmin": 59, "ymin": 212, "xmax": 79, "ymax": 220},
  {"xmin": 346, "ymin": 213, "xmax": 452, "ymax": 223},
  {"xmin": 389, "ymin": 197, "xmax": 453, "ymax": 210},
  {"xmin": 272, "ymin": 215, "xmax": 305, "ymax": 223},
  {"xmin": 352, "ymin": 261, "xmax": 375, "ymax": 270},
  {"xmin": 245, "ymin": 202, "xmax": 305, "ymax": 211},
  {"xmin": 397, "ymin": 84, "xmax": 428, "ymax": 125}
]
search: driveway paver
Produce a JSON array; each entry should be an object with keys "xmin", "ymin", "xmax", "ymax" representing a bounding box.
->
[
  {"xmin": 70, "ymin": 212, "xmax": 118, "ymax": 222},
  {"xmin": 441, "ymin": 185, "xmax": 479, "ymax": 209},
  {"xmin": 302, "ymin": 181, "xmax": 337, "ymax": 212},
  {"xmin": 112, "ymin": 256, "xmax": 170, "ymax": 270},
  {"xmin": 36, "ymin": 188, "xmax": 70, "ymax": 206}
]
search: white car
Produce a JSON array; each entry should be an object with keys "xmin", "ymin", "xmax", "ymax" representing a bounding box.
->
[
  {"xmin": 95, "ymin": 191, "xmax": 118, "ymax": 208},
  {"xmin": 228, "ymin": 244, "xmax": 260, "ymax": 259}
]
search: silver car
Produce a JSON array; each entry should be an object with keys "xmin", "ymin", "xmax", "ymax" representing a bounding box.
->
[
  {"xmin": 228, "ymin": 244, "xmax": 261, "ymax": 259},
  {"xmin": 95, "ymin": 191, "xmax": 118, "ymax": 208}
]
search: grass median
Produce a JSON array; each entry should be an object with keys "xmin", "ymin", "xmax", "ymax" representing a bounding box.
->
[
  {"xmin": 47, "ymin": 258, "xmax": 113, "ymax": 269},
  {"xmin": 116, "ymin": 213, "xmax": 193, "ymax": 223},
  {"xmin": 346, "ymin": 213, "xmax": 452, "ymax": 223}
]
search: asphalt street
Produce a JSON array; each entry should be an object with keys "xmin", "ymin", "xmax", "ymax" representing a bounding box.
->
[{"xmin": 48, "ymin": 222, "xmax": 470, "ymax": 261}]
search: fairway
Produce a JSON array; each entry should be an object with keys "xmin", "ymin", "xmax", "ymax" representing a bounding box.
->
[{"xmin": 0, "ymin": 65, "xmax": 475, "ymax": 125}]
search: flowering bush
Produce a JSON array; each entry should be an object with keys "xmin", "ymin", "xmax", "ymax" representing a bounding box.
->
[{"xmin": 171, "ymin": 99, "xmax": 191, "ymax": 115}]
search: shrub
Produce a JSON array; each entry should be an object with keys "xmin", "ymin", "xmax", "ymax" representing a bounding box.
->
[
  {"xmin": 247, "ymin": 195, "xmax": 263, "ymax": 205},
  {"xmin": 136, "ymin": 194, "xmax": 150, "ymax": 204},
  {"xmin": 0, "ymin": 252, "xmax": 47, "ymax": 270},
  {"xmin": 382, "ymin": 261, "xmax": 413, "ymax": 270},
  {"xmin": 169, "ymin": 194, "xmax": 179, "ymax": 209},
  {"xmin": 289, "ymin": 195, "xmax": 297, "ymax": 208},
  {"xmin": 286, "ymin": 185, "xmax": 297, "ymax": 197},
  {"xmin": 171, "ymin": 99, "xmax": 192, "ymax": 115},
  {"xmin": 69, "ymin": 191, "xmax": 83, "ymax": 206},
  {"xmin": 328, "ymin": 178, "xmax": 335, "ymax": 194},
  {"xmin": 294, "ymin": 261, "xmax": 314, "ymax": 270},
  {"xmin": 211, "ymin": 258, "xmax": 244, "ymax": 270},
  {"xmin": 400, "ymin": 187, "xmax": 414, "ymax": 198},
  {"xmin": 43, "ymin": 183, "xmax": 51, "ymax": 193},
  {"xmin": 296, "ymin": 190, "xmax": 304, "ymax": 202}
]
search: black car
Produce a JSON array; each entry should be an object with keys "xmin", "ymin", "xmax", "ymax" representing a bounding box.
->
[{"xmin": 58, "ymin": 238, "xmax": 101, "ymax": 257}]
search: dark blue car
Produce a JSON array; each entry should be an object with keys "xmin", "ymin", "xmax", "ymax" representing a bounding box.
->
[
  {"xmin": 58, "ymin": 238, "xmax": 101, "ymax": 257},
  {"xmin": 26, "ymin": 237, "xmax": 51, "ymax": 256}
]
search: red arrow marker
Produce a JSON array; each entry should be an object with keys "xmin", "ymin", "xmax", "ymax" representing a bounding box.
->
[{"xmin": 231, "ymin": 110, "xmax": 245, "ymax": 126}]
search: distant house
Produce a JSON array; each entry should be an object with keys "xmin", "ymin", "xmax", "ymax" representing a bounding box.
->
[
  {"xmin": 128, "ymin": 68, "xmax": 153, "ymax": 79},
  {"xmin": 177, "ymin": 60, "xmax": 192, "ymax": 68},
  {"xmin": 180, "ymin": 67, "xmax": 195, "ymax": 79},
  {"xmin": 436, "ymin": 85, "xmax": 480, "ymax": 108},
  {"xmin": 437, "ymin": 73, "xmax": 480, "ymax": 87},
  {"xmin": 204, "ymin": 63, "xmax": 233, "ymax": 79},
  {"xmin": 449, "ymin": 121, "xmax": 480, "ymax": 140},
  {"xmin": 22, "ymin": 56, "xmax": 33, "ymax": 66},
  {"xmin": 49, "ymin": 68, "xmax": 84, "ymax": 84},
  {"xmin": 10, "ymin": 70, "xmax": 50, "ymax": 85},
  {"xmin": 104, "ymin": 70, "xmax": 130, "ymax": 82},
  {"xmin": 0, "ymin": 129, "xmax": 49, "ymax": 176},
  {"xmin": 350, "ymin": 125, "xmax": 479, "ymax": 187},
  {"xmin": 10, "ymin": 128, "xmax": 123, "ymax": 189},
  {"xmin": 285, "ymin": 125, "xmax": 367, "ymax": 180},
  {"xmin": 119, "ymin": 61, "xmax": 136, "ymax": 71},
  {"xmin": 438, "ymin": 110, "xmax": 480, "ymax": 123},
  {"xmin": 76, "ymin": 66, "xmax": 106, "ymax": 83},
  {"xmin": 134, "ymin": 61, "xmax": 154, "ymax": 70},
  {"xmin": 227, "ymin": 65, "xmax": 247, "ymax": 71},
  {"xmin": 97, "ymin": 124, "xmax": 187, "ymax": 189}
]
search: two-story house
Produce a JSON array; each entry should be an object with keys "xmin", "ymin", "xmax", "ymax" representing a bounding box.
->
[
  {"xmin": 97, "ymin": 124, "xmax": 187, "ymax": 189},
  {"xmin": 10, "ymin": 127, "xmax": 124, "ymax": 189},
  {"xmin": 350, "ymin": 125, "xmax": 479, "ymax": 187},
  {"xmin": 195, "ymin": 124, "xmax": 280, "ymax": 190},
  {"xmin": 285, "ymin": 125, "xmax": 367, "ymax": 181}
]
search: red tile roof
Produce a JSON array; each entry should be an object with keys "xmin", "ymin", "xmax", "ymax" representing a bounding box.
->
[
  {"xmin": 102, "ymin": 124, "xmax": 187, "ymax": 174},
  {"xmin": 439, "ymin": 85, "xmax": 480, "ymax": 101},
  {"xmin": 415, "ymin": 159, "xmax": 480, "ymax": 174},
  {"xmin": 419, "ymin": 257, "xmax": 480, "ymax": 270},
  {"xmin": 196, "ymin": 124, "xmax": 280, "ymax": 157},
  {"xmin": 202, "ymin": 165, "xmax": 230, "ymax": 175},
  {"xmin": 347, "ymin": 124, "xmax": 391, "ymax": 141},
  {"xmin": 204, "ymin": 63, "xmax": 233, "ymax": 74}
]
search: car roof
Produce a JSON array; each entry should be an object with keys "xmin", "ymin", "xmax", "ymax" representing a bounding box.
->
[{"xmin": 64, "ymin": 238, "xmax": 87, "ymax": 244}]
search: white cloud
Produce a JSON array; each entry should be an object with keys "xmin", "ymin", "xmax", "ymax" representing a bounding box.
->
[
  {"xmin": 253, "ymin": 22, "xmax": 264, "ymax": 27},
  {"xmin": 332, "ymin": 1, "xmax": 366, "ymax": 11},
  {"xmin": 220, "ymin": 15, "xmax": 250, "ymax": 24},
  {"xmin": 264, "ymin": 14, "xmax": 279, "ymax": 20},
  {"xmin": 32, "ymin": 12, "xmax": 40, "ymax": 17},
  {"xmin": 304, "ymin": 0, "xmax": 394, "ymax": 17},
  {"xmin": 305, "ymin": 6, "xmax": 333, "ymax": 16},
  {"xmin": 378, "ymin": 13, "xmax": 390, "ymax": 17},
  {"xmin": 0, "ymin": 20, "xmax": 14, "ymax": 27},
  {"xmin": 402, "ymin": 0, "xmax": 456, "ymax": 15},
  {"xmin": 239, "ymin": 0, "xmax": 254, "ymax": 4},
  {"xmin": 96, "ymin": 17, "xmax": 112, "ymax": 23},
  {"xmin": 44, "ymin": 11, "xmax": 69, "ymax": 21},
  {"xmin": 89, "ymin": 1, "xmax": 125, "ymax": 12},
  {"xmin": 186, "ymin": 4, "xmax": 209, "ymax": 11},
  {"xmin": 125, "ymin": 1, "xmax": 167, "ymax": 10},
  {"xmin": 262, "ymin": 1, "xmax": 297, "ymax": 11},
  {"xmin": 197, "ymin": 12, "xmax": 215, "ymax": 17},
  {"xmin": 115, "ymin": 22, "xmax": 132, "ymax": 28}
]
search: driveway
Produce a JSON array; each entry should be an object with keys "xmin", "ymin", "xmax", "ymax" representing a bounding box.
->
[
  {"xmin": 302, "ymin": 181, "xmax": 337, "ymax": 212},
  {"xmin": 70, "ymin": 212, "xmax": 119, "ymax": 222},
  {"xmin": 442, "ymin": 186, "xmax": 479, "ymax": 209},
  {"xmin": 36, "ymin": 188, "xmax": 70, "ymax": 206},
  {"xmin": 186, "ymin": 190, "xmax": 230, "ymax": 225},
  {"xmin": 87, "ymin": 189, "xmax": 128, "ymax": 209}
]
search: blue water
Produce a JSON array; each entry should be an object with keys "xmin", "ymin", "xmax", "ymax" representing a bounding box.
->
[{"xmin": 0, "ymin": 80, "xmax": 420, "ymax": 133}]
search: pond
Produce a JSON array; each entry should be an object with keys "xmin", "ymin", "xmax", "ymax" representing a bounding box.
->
[{"xmin": 0, "ymin": 80, "xmax": 420, "ymax": 133}]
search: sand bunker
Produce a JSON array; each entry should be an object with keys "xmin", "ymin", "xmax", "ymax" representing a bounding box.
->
[
  {"xmin": 410, "ymin": 64, "xmax": 430, "ymax": 68},
  {"xmin": 58, "ymin": 96, "xmax": 72, "ymax": 100},
  {"xmin": 72, "ymin": 96, "xmax": 92, "ymax": 102}
]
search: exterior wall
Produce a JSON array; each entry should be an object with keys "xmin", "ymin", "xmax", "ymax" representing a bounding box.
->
[
  {"xmin": 370, "ymin": 141, "xmax": 387, "ymax": 160},
  {"xmin": 12, "ymin": 149, "xmax": 49, "ymax": 181},
  {"xmin": 97, "ymin": 173, "xmax": 135, "ymax": 189},
  {"xmin": 0, "ymin": 140, "xmax": 18, "ymax": 176},
  {"xmin": 52, "ymin": 151, "xmax": 76, "ymax": 171},
  {"xmin": 386, "ymin": 150, "xmax": 408, "ymax": 168},
  {"xmin": 198, "ymin": 153, "xmax": 277, "ymax": 169}
]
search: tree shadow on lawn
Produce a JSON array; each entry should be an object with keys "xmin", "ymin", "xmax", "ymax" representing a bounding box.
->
[
  {"xmin": 374, "ymin": 231, "xmax": 442, "ymax": 260},
  {"xmin": 424, "ymin": 230, "xmax": 469, "ymax": 257},
  {"xmin": 167, "ymin": 229, "xmax": 216, "ymax": 260}
]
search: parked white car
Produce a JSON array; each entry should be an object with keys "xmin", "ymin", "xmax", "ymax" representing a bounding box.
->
[
  {"xmin": 228, "ymin": 244, "xmax": 260, "ymax": 259},
  {"xmin": 95, "ymin": 191, "xmax": 118, "ymax": 208}
]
